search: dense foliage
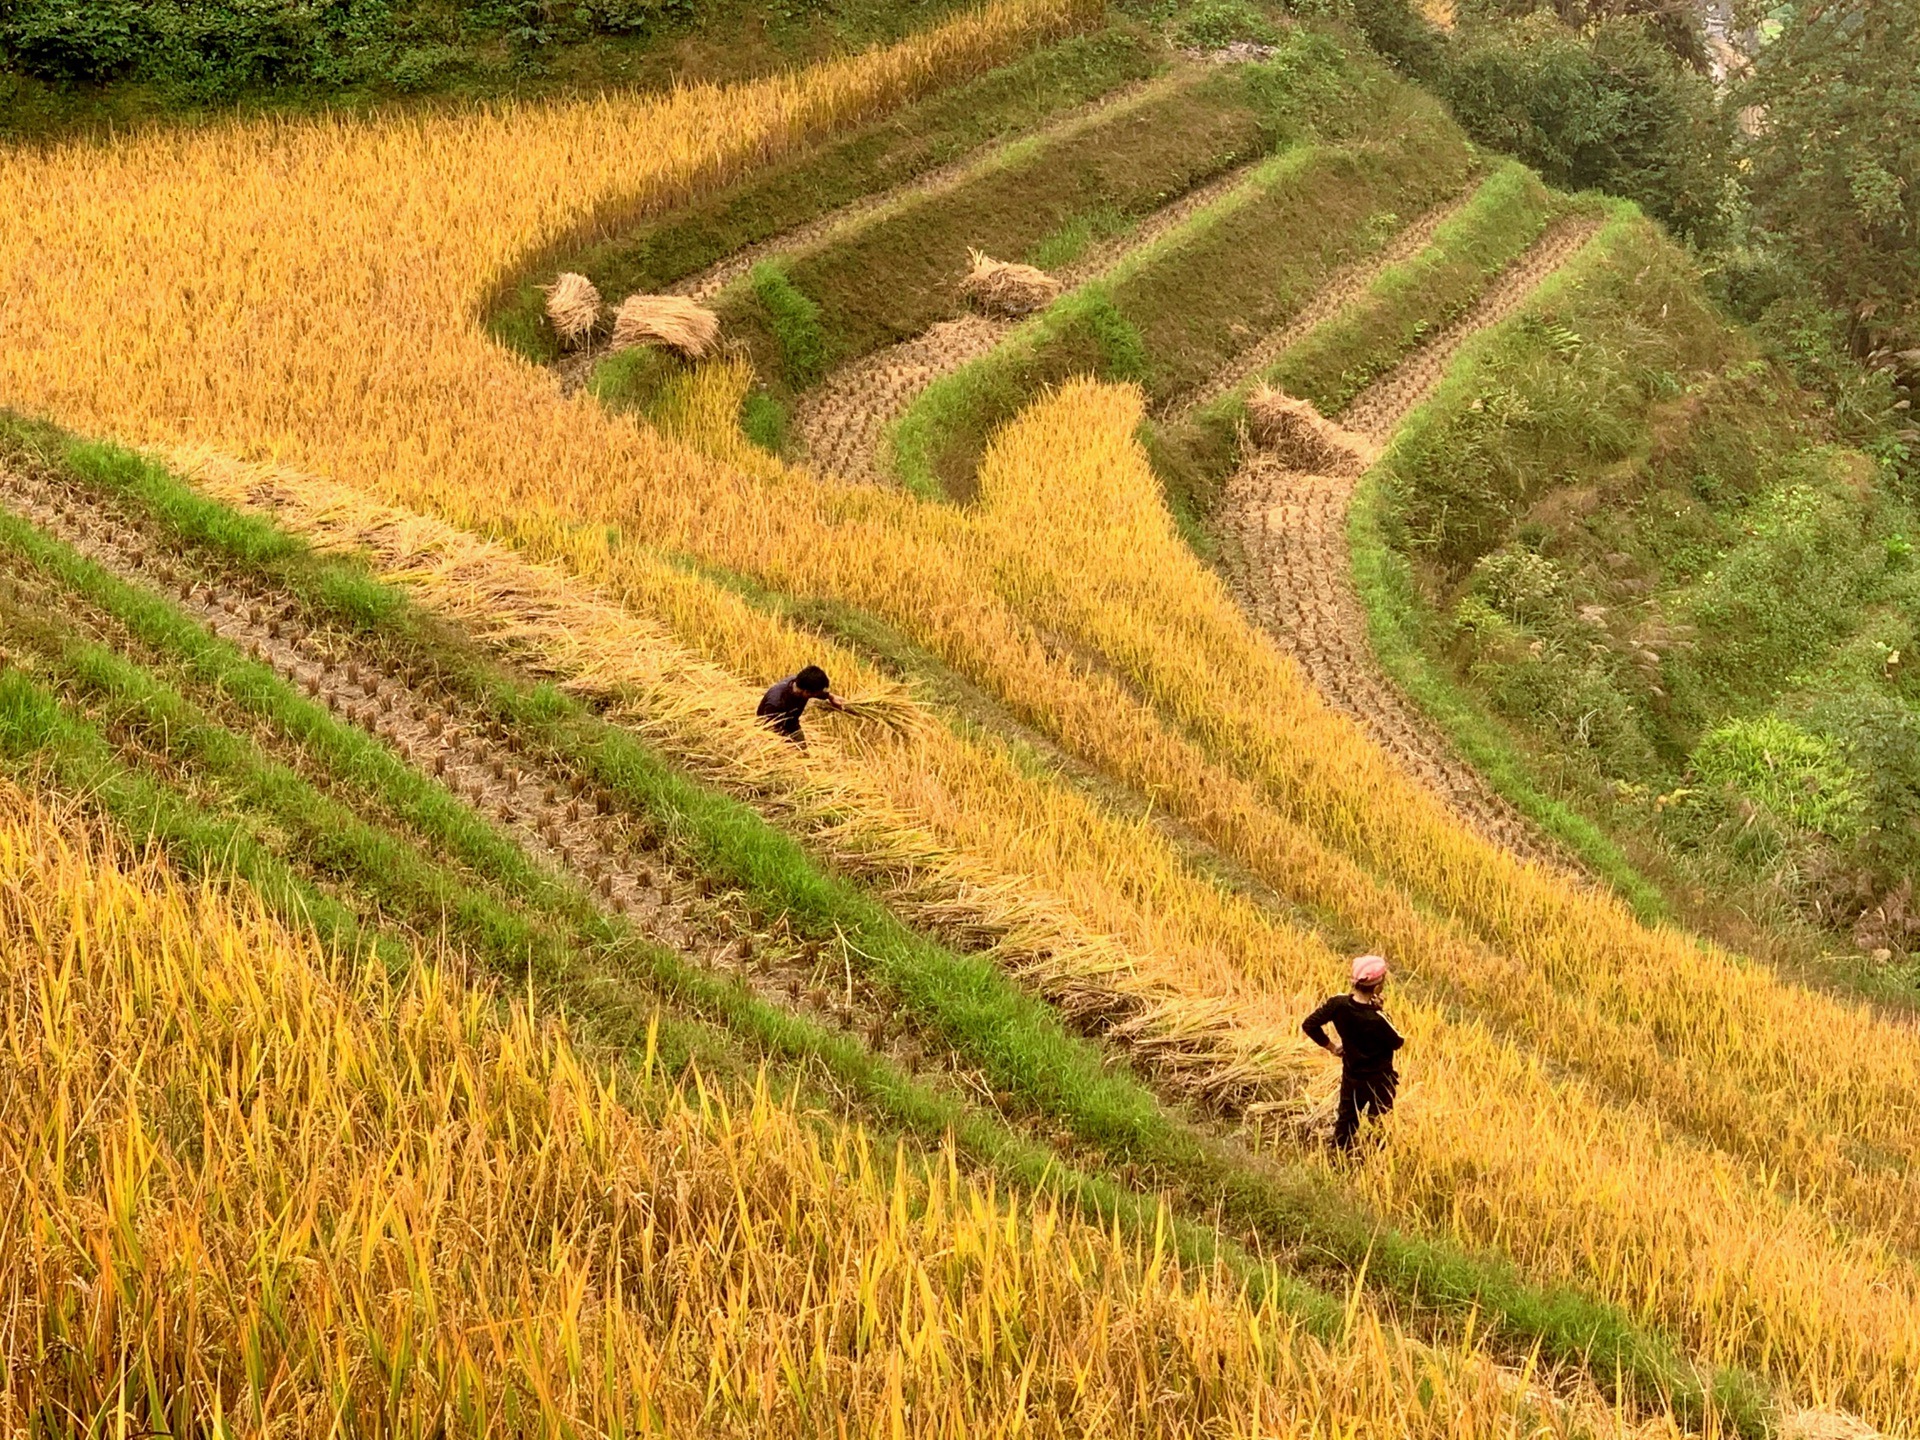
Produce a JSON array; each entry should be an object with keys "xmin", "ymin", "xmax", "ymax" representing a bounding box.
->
[
  {"xmin": 0, "ymin": 0, "xmax": 692, "ymax": 98},
  {"xmin": 1377, "ymin": 216, "xmax": 1920, "ymax": 950},
  {"xmin": 1335, "ymin": 0, "xmax": 1727, "ymax": 242},
  {"xmin": 1736, "ymin": 0, "xmax": 1920, "ymax": 350}
]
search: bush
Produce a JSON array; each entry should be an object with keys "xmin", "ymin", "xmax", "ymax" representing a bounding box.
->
[
  {"xmin": 1438, "ymin": 15, "xmax": 1728, "ymax": 241},
  {"xmin": 0, "ymin": 0, "xmax": 694, "ymax": 97},
  {"xmin": 1176, "ymin": 0, "xmax": 1280, "ymax": 49},
  {"xmin": 0, "ymin": 0, "xmax": 144, "ymax": 82},
  {"xmin": 1691, "ymin": 713, "xmax": 1868, "ymax": 841},
  {"xmin": 748, "ymin": 263, "xmax": 829, "ymax": 387}
]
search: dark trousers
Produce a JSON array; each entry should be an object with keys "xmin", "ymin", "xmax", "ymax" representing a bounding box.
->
[
  {"xmin": 761, "ymin": 712, "xmax": 806, "ymax": 746},
  {"xmin": 1333, "ymin": 1070, "xmax": 1397, "ymax": 1149}
]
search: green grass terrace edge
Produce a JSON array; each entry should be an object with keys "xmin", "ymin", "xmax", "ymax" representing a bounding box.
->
[
  {"xmin": 1, "ymin": 419, "xmax": 1774, "ymax": 1430},
  {"xmin": 1344, "ymin": 201, "xmax": 1669, "ymax": 921},
  {"xmin": 486, "ymin": 18, "xmax": 1157, "ymax": 364},
  {"xmin": 890, "ymin": 79, "xmax": 1472, "ymax": 501},
  {"xmin": 710, "ymin": 55, "xmax": 1327, "ymax": 402}
]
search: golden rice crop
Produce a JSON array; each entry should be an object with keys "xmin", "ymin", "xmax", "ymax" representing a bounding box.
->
[
  {"xmin": 3, "ymin": 20, "xmax": 1919, "ymax": 1423},
  {"xmin": 183, "ymin": 413, "xmax": 1920, "ymax": 1430},
  {"xmin": 0, "ymin": 782, "xmax": 1685, "ymax": 1439}
]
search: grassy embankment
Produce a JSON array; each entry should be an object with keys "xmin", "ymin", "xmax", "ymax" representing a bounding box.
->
[
  {"xmin": 0, "ymin": 421, "xmax": 1770, "ymax": 1431},
  {"xmin": 488, "ymin": 21, "xmax": 1162, "ymax": 364},
  {"xmin": 1145, "ymin": 158, "xmax": 1559, "ymax": 521},
  {"xmin": 591, "ymin": 37, "xmax": 1394, "ymax": 446},
  {"xmin": 1353, "ymin": 205, "xmax": 1920, "ymax": 966},
  {"xmin": 890, "ymin": 48, "xmax": 1472, "ymax": 500}
]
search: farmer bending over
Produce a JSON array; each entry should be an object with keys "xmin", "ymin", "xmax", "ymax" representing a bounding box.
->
[
  {"xmin": 1302, "ymin": 955, "xmax": 1404, "ymax": 1151},
  {"xmin": 757, "ymin": 664, "xmax": 842, "ymax": 747}
]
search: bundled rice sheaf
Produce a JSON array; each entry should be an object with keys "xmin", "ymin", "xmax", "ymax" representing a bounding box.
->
[
  {"xmin": 1245, "ymin": 384, "xmax": 1376, "ymax": 475},
  {"xmin": 831, "ymin": 687, "xmax": 928, "ymax": 737},
  {"xmin": 540, "ymin": 272, "xmax": 602, "ymax": 348},
  {"xmin": 961, "ymin": 248, "xmax": 1061, "ymax": 318},
  {"xmin": 610, "ymin": 293, "xmax": 721, "ymax": 359}
]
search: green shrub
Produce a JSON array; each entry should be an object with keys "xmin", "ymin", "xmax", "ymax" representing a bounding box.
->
[
  {"xmin": 1467, "ymin": 545, "xmax": 1564, "ymax": 628},
  {"xmin": 1176, "ymin": 0, "xmax": 1279, "ymax": 49},
  {"xmin": 1691, "ymin": 714, "xmax": 1868, "ymax": 841},
  {"xmin": 1439, "ymin": 16, "xmax": 1728, "ymax": 243},
  {"xmin": 587, "ymin": 346, "xmax": 687, "ymax": 417},
  {"xmin": 0, "ymin": 0, "xmax": 696, "ymax": 100},
  {"xmin": 748, "ymin": 263, "xmax": 828, "ymax": 386},
  {"xmin": 1679, "ymin": 477, "xmax": 1877, "ymax": 704}
]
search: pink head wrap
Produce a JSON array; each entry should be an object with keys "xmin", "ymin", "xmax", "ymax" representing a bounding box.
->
[{"xmin": 1351, "ymin": 954, "xmax": 1389, "ymax": 987}]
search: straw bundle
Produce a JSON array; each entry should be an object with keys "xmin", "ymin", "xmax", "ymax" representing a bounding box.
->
[
  {"xmin": 960, "ymin": 248, "xmax": 1061, "ymax": 318},
  {"xmin": 610, "ymin": 293, "xmax": 721, "ymax": 358},
  {"xmin": 540, "ymin": 272, "xmax": 602, "ymax": 348},
  {"xmin": 1246, "ymin": 1073, "xmax": 1340, "ymax": 1145},
  {"xmin": 832, "ymin": 689, "xmax": 927, "ymax": 737},
  {"xmin": 1245, "ymin": 385, "xmax": 1375, "ymax": 475}
]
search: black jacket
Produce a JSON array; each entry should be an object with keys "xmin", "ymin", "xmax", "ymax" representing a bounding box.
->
[
  {"xmin": 757, "ymin": 676, "xmax": 813, "ymax": 736},
  {"xmin": 1302, "ymin": 994, "xmax": 1404, "ymax": 1078}
]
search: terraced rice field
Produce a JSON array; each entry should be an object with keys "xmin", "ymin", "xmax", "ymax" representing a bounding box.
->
[{"xmin": 0, "ymin": 6, "xmax": 1914, "ymax": 1435}]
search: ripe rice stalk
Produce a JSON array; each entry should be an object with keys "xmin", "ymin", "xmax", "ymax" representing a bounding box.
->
[
  {"xmin": 960, "ymin": 248, "xmax": 1061, "ymax": 317},
  {"xmin": 1244, "ymin": 384, "xmax": 1375, "ymax": 474},
  {"xmin": 830, "ymin": 687, "xmax": 927, "ymax": 736},
  {"xmin": 540, "ymin": 271, "xmax": 603, "ymax": 347},
  {"xmin": 178, "ymin": 451, "xmax": 1323, "ymax": 1120},
  {"xmin": 610, "ymin": 294, "xmax": 721, "ymax": 358},
  {"xmin": 1, "ymin": 780, "xmax": 1657, "ymax": 1439}
]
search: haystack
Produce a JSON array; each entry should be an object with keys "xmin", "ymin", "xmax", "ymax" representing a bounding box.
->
[
  {"xmin": 1245, "ymin": 384, "xmax": 1375, "ymax": 475},
  {"xmin": 960, "ymin": 248, "xmax": 1061, "ymax": 318},
  {"xmin": 609, "ymin": 294, "xmax": 721, "ymax": 359},
  {"xmin": 540, "ymin": 272, "xmax": 602, "ymax": 348}
]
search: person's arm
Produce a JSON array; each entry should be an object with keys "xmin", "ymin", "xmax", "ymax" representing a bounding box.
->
[
  {"xmin": 823, "ymin": 690, "xmax": 846, "ymax": 711},
  {"xmin": 1301, "ymin": 997, "xmax": 1343, "ymax": 1057}
]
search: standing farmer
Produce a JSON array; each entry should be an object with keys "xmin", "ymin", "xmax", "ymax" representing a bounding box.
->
[
  {"xmin": 1302, "ymin": 955, "xmax": 1404, "ymax": 1151},
  {"xmin": 757, "ymin": 664, "xmax": 843, "ymax": 747}
]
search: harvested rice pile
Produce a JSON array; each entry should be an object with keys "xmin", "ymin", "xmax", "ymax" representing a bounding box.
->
[
  {"xmin": 1246, "ymin": 384, "xmax": 1375, "ymax": 475},
  {"xmin": 540, "ymin": 272, "xmax": 602, "ymax": 347},
  {"xmin": 961, "ymin": 248, "xmax": 1061, "ymax": 318},
  {"xmin": 610, "ymin": 294, "xmax": 721, "ymax": 358}
]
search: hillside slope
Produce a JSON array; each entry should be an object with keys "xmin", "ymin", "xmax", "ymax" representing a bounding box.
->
[
  {"xmin": 0, "ymin": 2, "xmax": 1916, "ymax": 1434},
  {"xmin": 1360, "ymin": 207, "xmax": 1920, "ymax": 962}
]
